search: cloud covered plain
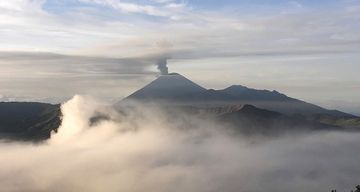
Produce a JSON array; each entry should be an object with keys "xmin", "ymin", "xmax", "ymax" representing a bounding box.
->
[{"xmin": 1, "ymin": 95, "xmax": 359, "ymax": 192}]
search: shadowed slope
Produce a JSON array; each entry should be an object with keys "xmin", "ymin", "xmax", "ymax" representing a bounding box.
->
[
  {"xmin": 0, "ymin": 102, "xmax": 61, "ymax": 141},
  {"xmin": 218, "ymin": 85, "xmax": 354, "ymax": 117},
  {"xmin": 126, "ymin": 73, "xmax": 234, "ymax": 104}
]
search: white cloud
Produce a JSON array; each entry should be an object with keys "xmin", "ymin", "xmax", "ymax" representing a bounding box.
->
[
  {"xmin": 78, "ymin": 0, "xmax": 187, "ymax": 17},
  {"xmin": 0, "ymin": 0, "xmax": 45, "ymax": 12},
  {"xmin": 1, "ymin": 95, "xmax": 360, "ymax": 192},
  {"xmin": 151, "ymin": 0, "xmax": 176, "ymax": 4}
]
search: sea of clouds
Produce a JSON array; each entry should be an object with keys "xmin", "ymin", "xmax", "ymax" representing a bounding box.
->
[{"xmin": 0, "ymin": 95, "xmax": 359, "ymax": 192}]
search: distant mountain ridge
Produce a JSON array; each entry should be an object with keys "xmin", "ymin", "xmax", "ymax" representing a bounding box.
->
[
  {"xmin": 218, "ymin": 85, "xmax": 353, "ymax": 117},
  {"xmin": 214, "ymin": 104, "xmax": 341, "ymax": 135},
  {"xmin": 125, "ymin": 73, "xmax": 356, "ymax": 118},
  {"xmin": 0, "ymin": 72, "xmax": 358, "ymax": 141}
]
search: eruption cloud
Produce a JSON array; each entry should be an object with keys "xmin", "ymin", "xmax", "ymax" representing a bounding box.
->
[
  {"xmin": 0, "ymin": 95, "xmax": 360, "ymax": 192},
  {"xmin": 157, "ymin": 58, "xmax": 168, "ymax": 75}
]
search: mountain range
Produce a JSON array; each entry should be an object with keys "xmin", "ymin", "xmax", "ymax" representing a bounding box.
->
[
  {"xmin": 126, "ymin": 73, "xmax": 354, "ymax": 117},
  {"xmin": 1, "ymin": 73, "xmax": 359, "ymax": 140}
]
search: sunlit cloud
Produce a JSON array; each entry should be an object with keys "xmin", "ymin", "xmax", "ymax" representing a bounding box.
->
[{"xmin": 1, "ymin": 95, "xmax": 360, "ymax": 192}]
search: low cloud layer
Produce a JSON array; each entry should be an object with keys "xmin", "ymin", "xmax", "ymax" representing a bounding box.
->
[{"xmin": 0, "ymin": 95, "xmax": 359, "ymax": 192}]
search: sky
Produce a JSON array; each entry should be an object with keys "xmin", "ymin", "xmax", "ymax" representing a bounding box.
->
[{"xmin": 0, "ymin": 0, "xmax": 359, "ymax": 115}]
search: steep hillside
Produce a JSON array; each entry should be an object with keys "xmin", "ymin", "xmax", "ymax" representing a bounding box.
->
[{"xmin": 0, "ymin": 102, "xmax": 61, "ymax": 141}]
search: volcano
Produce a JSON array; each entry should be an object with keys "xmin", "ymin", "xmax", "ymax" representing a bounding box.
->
[
  {"xmin": 1, "ymin": 73, "xmax": 359, "ymax": 141},
  {"xmin": 128, "ymin": 73, "xmax": 206, "ymax": 99},
  {"xmin": 126, "ymin": 73, "xmax": 232, "ymax": 104},
  {"xmin": 125, "ymin": 73, "xmax": 356, "ymax": 118}
]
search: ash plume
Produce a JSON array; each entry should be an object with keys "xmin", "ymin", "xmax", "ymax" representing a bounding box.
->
[{"xmin": 157, "ymin": 58, "xmax": 168, "ymax": 75}]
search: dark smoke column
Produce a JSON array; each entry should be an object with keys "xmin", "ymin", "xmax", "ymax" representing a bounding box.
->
[{"xmin": 157, "ymin": 58, "xmax": 168, "ymax": 75}]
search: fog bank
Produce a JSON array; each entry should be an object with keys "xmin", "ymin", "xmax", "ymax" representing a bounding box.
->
[{"xmin": 0, "ymin": 95, "xmax": 359, "ymax": 192}]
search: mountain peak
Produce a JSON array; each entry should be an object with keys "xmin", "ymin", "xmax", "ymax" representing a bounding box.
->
[
  {"xmin": 126, "ymin": 73, "xmax": 207, "ymax": 101},
  {"xmin": 123, "ymin": 74, "xmax": 355, "ymax": 118},
  {"xmin": 166, "ymin": 72, "xmax": 180, "ymax": 76},
  {"xmin": 221, "ymin": 85, "xmax": 290, "ymax": 101},
  {"xmin": 226, "ymin": 85, "xmax": 248, "ymax": 90}
]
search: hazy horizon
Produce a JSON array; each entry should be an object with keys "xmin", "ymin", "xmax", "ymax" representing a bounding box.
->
[{"xmin": 0, "ymin": 0, "xmax": 359, "ymax": 115}]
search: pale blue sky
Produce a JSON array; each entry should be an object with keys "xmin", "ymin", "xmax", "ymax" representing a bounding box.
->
[{"xmin": 0, "ymin": 0, "xmax": 359, "ymax": 115}]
